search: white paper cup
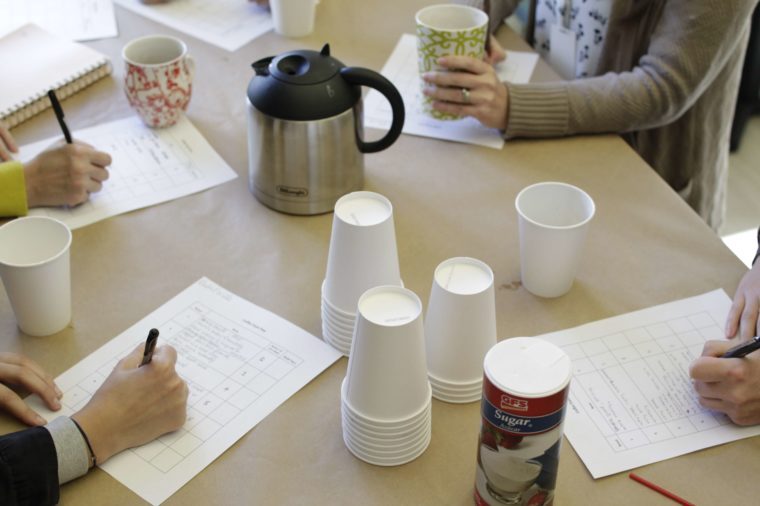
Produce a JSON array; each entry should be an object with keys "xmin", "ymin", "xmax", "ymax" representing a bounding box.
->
[
  {"xmin": 343, "ymin": 423, "xmax": 429, "ymax": 456},
  {"xmin": 321, "ymin": 297, "xmax": 356, "ymax": 326},
  {"xmin": 342, "ymin": 414, "xmax": 429, "ymax": 450},
  {"xmin": 345, "ymin": 285, "xmax": 430, "ymax": 421},
  {"xmin": 0, "ymin": 217, "xmax": 72, "ymax": 336},
  {"xmin": 343, "ymin": 410, "xmax": 431, "ymax": 442},
  {"xmin": 322, "ymin": 321, "xmax": 351, "ymax": 343},
  {"xmin": 342, "ymin": 378, "xmax": 432, "ymax": 430},
  {"xmin": 270, "ymin": 0, "xmax": 317, "ymax": 38},
  {"xmin": 515, "ymin": 182, "xmax": 595, "ymax": 298},
  {"xmin": 321, "ymin": 322, "xmax": 352, "ymax": 356},
  {"xmin": 343, "ymin": 428, "xmax": 430, "ymax": 467},
  {"xmin": 322, "ymin": 313, "xmax": 353, "ymax": 334},
  {"xmin": 427, "ymin": 374, "xmax": 482, "ymax": 403},
  {"xmin": 324, "ymin": 192, "xmax": 402, "ymax": 312},
  {"xmin": 425, "ymin": 257, "xmax": 496, "ymax": 401}
]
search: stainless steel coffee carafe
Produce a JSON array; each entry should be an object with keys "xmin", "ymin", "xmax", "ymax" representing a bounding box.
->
[{"xmin": 246, "ymin": 44, "xmax": 405, "ymax": 215}]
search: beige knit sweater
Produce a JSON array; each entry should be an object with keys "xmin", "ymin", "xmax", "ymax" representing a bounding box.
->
[{"xmin": 464, "ymin": 0, "xmax": 758, "ymax": 230}]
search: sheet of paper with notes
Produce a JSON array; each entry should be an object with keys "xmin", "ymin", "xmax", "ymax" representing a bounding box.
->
[
  {"xmin": 539, "ymin": 289, "xmax": 760, "ymax": 478},
  {"xmin": 22, "ymin": 115, "xmax": 237, "ymax": 229},
  {"xmin": 28, "ymin": 278, "xmax": 341, "ymax": 505}
]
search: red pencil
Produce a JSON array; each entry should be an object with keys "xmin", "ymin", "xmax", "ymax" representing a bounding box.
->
[{"xmin": 629, "ymin": 472, "xmax": 695, "ymax": 506}]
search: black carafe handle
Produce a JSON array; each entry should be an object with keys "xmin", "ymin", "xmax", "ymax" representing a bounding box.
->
[{"xmin": 340, "ymin": 67, "xmax": 405, "ymax": 154}]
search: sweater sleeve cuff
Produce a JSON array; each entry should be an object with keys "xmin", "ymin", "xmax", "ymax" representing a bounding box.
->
[
  {"xmin": 45, "ymin": 417, "xmax": 90, "ymax": 485},
  {"xmin": 505, "ymin": 82, "xmax": 570, "ymax": 138},
  {"xmin": 0, "ymin": 161, "xmax": 29, "ymax": 217}
]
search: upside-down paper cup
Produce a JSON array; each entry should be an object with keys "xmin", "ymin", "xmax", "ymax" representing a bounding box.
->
[
  {"xmin": 341, "ymin": 375, "xmax": 432, "ymax": 466},
  {"xmin": 323, "ymin": 192, "xmax": 402, "ymax": 313},
  {"xmin": 0, "ymin": 217, "xmax": 72, "ymax": 336},
  {"xmin": 515, "ymin": 182, "xmax": 595, "ymax": 298},
  {"xmin": 425, "ymin": 257, "xmax": 496, "ymax": 402},
  {"xmin": 344, "ymin": 285, "xmax": 430, "ymax": 421}
]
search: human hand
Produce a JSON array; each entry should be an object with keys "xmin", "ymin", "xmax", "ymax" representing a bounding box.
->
[
  {"xmin": 421, "ymin": 55, "xmax": 509, "ymax": 130},
  {"xmin": 0, "ymin": 123, "xmax": 18, "ymax": 162},
  {"xmin": 71, "ymin": 344, "xmax": 188, "ymax": 464},
  {"xmin": 485, "ymin": 35, "xmax": 506, "ymax": 65},
  {"xmin": 0, "ymin": 353, "xmax": 62, "ymax": 426},
  {"xmin": 725, "ymin": 262, "xmax": 760, "ymax": 340},
  {"xmin": 690, "ymin": 340, "xmax": 760, "ymax": 426},
  {"xmin": 23, "ymin": 140, "xmax": 111, "ymax": 208}
]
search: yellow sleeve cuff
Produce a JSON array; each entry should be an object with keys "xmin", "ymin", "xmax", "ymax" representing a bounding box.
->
[{"xmin": 0, "ymin": 160, "xmax": 29, "ymax": 217}]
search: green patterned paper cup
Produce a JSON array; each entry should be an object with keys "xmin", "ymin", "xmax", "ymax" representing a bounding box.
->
[{"xmin": 416, "ymin": 4, "xmax": 488, "ymax": 120}]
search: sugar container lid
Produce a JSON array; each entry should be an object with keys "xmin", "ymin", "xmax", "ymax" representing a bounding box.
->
[{"xmin": 484, "ymin": 337, "xmax": 572, "ymax": 398}]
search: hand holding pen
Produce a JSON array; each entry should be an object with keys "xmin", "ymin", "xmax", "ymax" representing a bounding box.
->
[
  {"xmin": 20, "ymin": 91, "xmax": 112, "ymax": 208},
  {"xmin": 689, "ymin": 338, "xmax": 760, "ymax": 426},
  {"xmin": 70, "ymin": 336, "xmax": 188, "ymax": 466}
]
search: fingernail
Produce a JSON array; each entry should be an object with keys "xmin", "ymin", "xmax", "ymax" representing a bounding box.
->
[
  {"xmin": 52, "ymin": 398, "xmax": 61, "ymax": 410},
  {"xmin": 35, "ymin": 415, "xmax": 46, "ymax": 425},
  {"xmin": 55, "ymin": 385, "xmax": 63, "ymax": 398}
]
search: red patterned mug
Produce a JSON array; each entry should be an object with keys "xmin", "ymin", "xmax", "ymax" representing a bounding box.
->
[{"xmin": 122, "ymin": 35, "xmax": 194, "ymax": 128}]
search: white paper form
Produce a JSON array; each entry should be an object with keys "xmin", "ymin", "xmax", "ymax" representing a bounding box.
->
[
  {"xmin": 114, "ymin": 0, "xmax": 273, "ymax": 52},
  {"xmin": 538, "ymin": 289, "xmax": 760, "ymax": 478},
  {"xmin": 364, "ymin": 34, "xmax": 539, "ymax": 150},
  {"xmin": 21, "ymin": 115, "xmax": 237, "ymax": 229},
  {"xmin": 28, "ymin": 278, "xmax": 342, "ymax": 505},
  {"xmin": 0, "ymin": 0, "xmax": 117, "ymax": 41}
]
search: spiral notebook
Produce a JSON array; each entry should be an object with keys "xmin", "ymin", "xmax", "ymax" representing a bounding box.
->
[{"xmin": 0, "ymin": 24, "xmax": 111, "ymax": 128}]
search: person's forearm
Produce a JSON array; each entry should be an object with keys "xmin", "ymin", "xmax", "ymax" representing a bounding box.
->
[{"xmin": 0, "ymin": 426, "xmax": 59, "ymax": 505}]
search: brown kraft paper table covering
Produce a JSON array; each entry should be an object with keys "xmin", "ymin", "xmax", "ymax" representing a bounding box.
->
[{"xmin": 0, "ymin": 1, "xmax": 756, "ymax": 504}]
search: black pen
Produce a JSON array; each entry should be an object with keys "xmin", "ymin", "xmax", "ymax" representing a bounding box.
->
[
  {"xmin": 721, "ymin": 336, "xmax": 760, "ymax": 358},
  {"xmin": 47, "ymin": 89, "xmax": 72, "ymax": 144},
  {"xmin": 139, "ymin": 328, "xmax": 160, "ymax": 367}
]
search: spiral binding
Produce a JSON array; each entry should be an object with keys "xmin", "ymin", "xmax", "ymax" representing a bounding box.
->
[{"xmin": 0, "ymin": 59, "xmax": 112, "ymax": 128}]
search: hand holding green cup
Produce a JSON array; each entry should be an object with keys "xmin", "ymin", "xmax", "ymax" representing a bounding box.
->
[{"xmin": 416, "ymin": 4, "xmax": 489, "ymax": 120}]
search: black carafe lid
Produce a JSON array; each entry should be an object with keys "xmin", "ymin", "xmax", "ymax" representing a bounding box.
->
[{"xmin": 248, "ymin": 43, "xmax": 361, "ymax": 121}]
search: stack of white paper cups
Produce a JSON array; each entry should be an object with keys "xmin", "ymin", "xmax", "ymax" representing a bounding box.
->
[
  {"xmin": 424, "ymin": 257, "xmax": 497, "ymax": 403},
  {"xmin": 341, "ymin": 286, "xmax": 432, "ymax": 466},
  {"xmin": 322, "ymin": 192, "xmax": 403, "ymax": 355}
]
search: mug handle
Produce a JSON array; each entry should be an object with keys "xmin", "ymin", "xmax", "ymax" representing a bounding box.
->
[
  {"xmin": 183, "ymin": 54, "xmax": 196, "ymax": 80},
  {"xmin": 340, "ymin": 67, "xmax": 405, "ymax": 154}
]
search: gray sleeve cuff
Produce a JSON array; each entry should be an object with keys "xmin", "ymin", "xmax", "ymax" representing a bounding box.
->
[
  {"xmin": 45, "ymin": 416, "xmax": 90, "ymax": 485},
  {"xmin": 505, "ymin": 82, "xmax": 570, "ymax": 138}
]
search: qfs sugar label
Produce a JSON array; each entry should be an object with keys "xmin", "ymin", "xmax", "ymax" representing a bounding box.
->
[{"xmin": 474, "ymin": 338, "xmax": 571, "ymax": 506}]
